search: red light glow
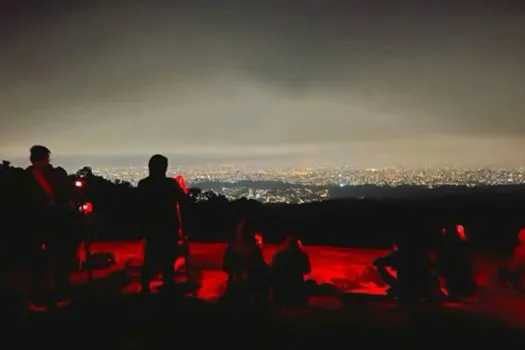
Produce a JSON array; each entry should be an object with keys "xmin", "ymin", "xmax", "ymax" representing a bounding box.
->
[
  {"xmin": 519, "ymin": 228, "xmax": 525, "ymax": 243},
  {"xmin": 255, "ymin": 232, "xmax": 263, "ymax": 246},
  {"xmin": 82, "ymin": 202, "xmax": 93, "ymax": 214},
  {"xmin": 456, "ymin": 225, "xmax": 467, "ymax": 241},
  {"xmin": 174, "ymin": 175, "xmax": 189, "ymax": 194}
]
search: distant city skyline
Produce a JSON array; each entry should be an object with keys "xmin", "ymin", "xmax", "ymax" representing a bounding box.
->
[
  {"xmin": 28, "ymin": 163, "xmax": 525, "ymax": 203},
  {"xmin": 4, "ymin": 138, "xmax": 525, "ymax": 174}
]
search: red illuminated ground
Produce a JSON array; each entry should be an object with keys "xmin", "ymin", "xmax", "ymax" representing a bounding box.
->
[
  {"xmin": 3, "ymin": 241, "xmax": 525, "ymax": 328},
  {"xmin": 67, "ymin": 241, "xmax": 524, "ymax": 327}
]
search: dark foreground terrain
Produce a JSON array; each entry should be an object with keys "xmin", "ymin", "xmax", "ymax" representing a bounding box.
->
[
  {"xmin": 2, "ymin": 242, "xmax": 525, "ymax": 349},
  {"xmin": 7, "ymin": 293, "xmax": 525, "ymax": 349}
]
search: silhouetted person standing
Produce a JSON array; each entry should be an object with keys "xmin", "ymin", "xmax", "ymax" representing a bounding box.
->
[
  {"xmin": 271, "ymin": 237, "xmax": 311, "ymax": 306},
  {"xmin": 499, "ymin": 228, "xmax": 525, "ymax": 290},
  {"xmin": 437, "ymin": 225, "xmax": 477, "ymax": 299},
  {"xmin": 25, "ymin": 145, "xmax": 75, "ymax": 310},
  {"xmin": 138, "ymin": 154, "xmax": 187, "ymax": 294}
]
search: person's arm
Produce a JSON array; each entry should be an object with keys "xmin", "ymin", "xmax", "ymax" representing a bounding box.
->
[
  {"xmin": 270, "ymin": 251, "xmax": 281, "ymax": 269},
  {"xmin": 302, "ymin": 253, "xmax": 312, "ymax": 275},
  {"xmin": 173, "ymin": 180, "xmax": 190, "ymax": 208},
  {"xmin": 223, "ymin": 245, "xmax": 235, "ymax": 273},
  {"xmin": 373, "ymin": 251, "xmax": 396, "ymax": 268},
  {"xmin": 54, "ymin": 166, "xmax": 74, "ymax": 206},
  {"xmin": 172, "ymin": 180, "xmax": 190, "ymax": 235},
  {"xmin": 251, "ymin": 244, "xmax": 269, "ymax": 272},
  {"xmin": 136, "ymin": 180, "xmax": 149, "ymax": 235},
  {"xmin": 510, "ymin": 245, "xmax": 525, "ymax": 270}
]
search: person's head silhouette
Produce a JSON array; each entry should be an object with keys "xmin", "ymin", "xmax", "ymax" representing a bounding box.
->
[
  {"xmin": 29, "ymin": 145, "xmax": 51, "ymax": 166},
  {"xmin": 148, "ymin": 154, "xmax": 168, "ymax": 177},
  {"xmin": 285, "ymin": 236, "xmax": 302, "ymax": 250}
]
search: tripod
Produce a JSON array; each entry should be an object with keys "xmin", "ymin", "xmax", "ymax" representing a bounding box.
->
[{"xmin": 77, "ymin": 202, "xmax": 94, "ymax": 281}]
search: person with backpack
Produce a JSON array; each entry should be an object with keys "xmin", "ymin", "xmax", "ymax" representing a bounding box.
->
[
  {"xmin": 374, "ymin": 235, "xmax": 437, "ymax": 302},
  {"xmin": 271, "ymin": 237, "xmax": 311, "ymax": 306},
  {"xmin": 24, "ymin": 145, "xmax": 77, "ymax": 311},
  {"xmin": 137, "ymin": 154, "xmax": 188, "ymax": 294}
]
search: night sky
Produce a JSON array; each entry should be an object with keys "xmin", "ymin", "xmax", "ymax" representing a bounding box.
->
[{"xmin": 1, "ymin": 1, "xmax": 524, "ymax": 168}]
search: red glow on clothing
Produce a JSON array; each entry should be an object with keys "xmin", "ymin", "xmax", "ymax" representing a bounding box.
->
[
  {"xmin": 28, "ymin": 302, "xmax": 48, "ymax": 312},
  {"xmin": 456, "ymin": 225, "xmax": 467, "ymax": 241},
  {"xmin": 174, "ymin": 175, "xmax": 189, "ymax": 194},
  {"xmin": 176, "ymin": 201, "xmax": 184, "ymax": 238},
  {"xmin": 518, "ymin": 228, "xmax": 525, "ymax": 244},
  {"xmin": 77, "ymin": 241, "xmax": 87, "ymax": 268},
  {"xmin": 32, "ymin": 167, "xmax": 54, "ymax": 197}
]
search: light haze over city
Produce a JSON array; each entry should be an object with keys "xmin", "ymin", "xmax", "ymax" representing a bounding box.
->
[{"xmin": 1, "ymin": 1, "xmax": 525, "ymax": 169}]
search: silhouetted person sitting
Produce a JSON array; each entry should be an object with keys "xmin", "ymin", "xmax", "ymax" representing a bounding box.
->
[
  {"xmin": 137, "ymin": 154, "xmax": 187, "ymax": 294},
  {"xmin": 437, "ymin": 225, "xmax": 477, "ymax": 299},
  {"xmin": 271, "ymin": 237, "xmax": 311, "ymax": 306},
  {"xmin": 223, "ymin": 220, "xmax": 269, "ymax": 303},
  {"xmin": 373, "ymin": 237, "xmax": 436, "ymax": 301},
  {"xmin": 24, "ymin": 145, "xmax": 75, "ymax": 310},
  {"xmin": 499, "ymin": 228, "xmax": 525, "ymax": 291}
]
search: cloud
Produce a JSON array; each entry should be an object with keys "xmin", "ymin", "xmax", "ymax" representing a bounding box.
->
[{"xmin": 1, "ymin": 0, "xmax": 524, "ymax": 166}]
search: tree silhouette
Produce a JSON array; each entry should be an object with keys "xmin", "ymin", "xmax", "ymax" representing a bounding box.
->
[
  {"xmin": 76, "ymin": 166, "xmax": 93, "ymax": 178},
  {"xmin": 188, "ymin": 187, "xmax": 202, "ymax": 203}
]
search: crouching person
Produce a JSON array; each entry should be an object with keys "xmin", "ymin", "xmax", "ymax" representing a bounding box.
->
[
  {"xmin": 222, "ymin": 221, "xmax": 270, "ymax": 304},
  {"xmin": 374, "ymin": 238, "xmax": 436, "ymax": 302},
  {"xmin": 271, "ymin": 237, "xmax": 311, "ymax": 306}
]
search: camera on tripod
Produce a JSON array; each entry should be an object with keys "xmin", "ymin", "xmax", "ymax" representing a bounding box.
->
[
  {"xmin": 71, "ymin": 171, "xmax": 115, "ymax": 273},
  {"xmin": 72, "ymin": 177, "xmax": 93, "ymax": 214}
]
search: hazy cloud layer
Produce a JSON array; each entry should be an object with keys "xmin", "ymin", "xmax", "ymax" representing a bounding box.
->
[{"xmin": 1, "ymin": 1, "xmax": 525, "ymax": 167}]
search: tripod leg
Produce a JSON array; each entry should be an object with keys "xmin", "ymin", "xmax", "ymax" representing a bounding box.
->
[
  {"xmin": 85, "ymin": 240, "xmax": 93, "ymax": 281},
  {"xmin": 83, "ymin": 213, "xmax": 94, "ymax": 282},
  {"xmin": 186, "ymin": 243, "xmax": 191, "ymax": 277}
]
